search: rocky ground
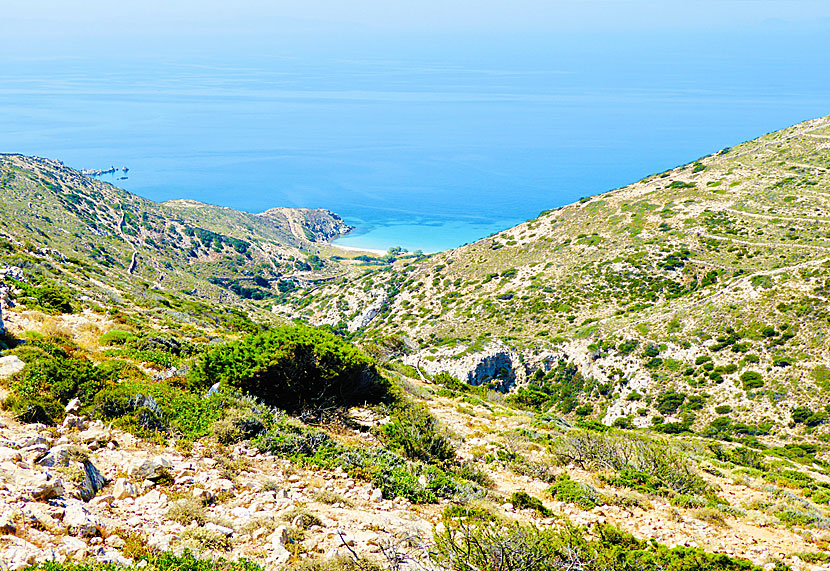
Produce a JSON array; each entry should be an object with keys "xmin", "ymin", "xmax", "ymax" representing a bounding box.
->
[
  {"xmin": 1, "ymin": 310, "xmax": 830, "ymax": 571},
  {"xmin": 1, "ymin": 381, "xmax": 829, "ymax": 571}
]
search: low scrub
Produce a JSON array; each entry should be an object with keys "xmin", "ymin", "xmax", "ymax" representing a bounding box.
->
[
  {"xmin": 377, "ymin": 402, "xmax": 455, "ymax": 464},
  {"xmin": 256, "ymin": 415, "xmax": 480, "ymax": 504},
  {"xmin": 23, "ymin": 552, "xmax": 260, "ymax": 571},
  {"xmin": 432, "ymin": 522, "xmax": 779, "ymax": 571},
  {"xmin": 551, "ymin": 430, "xmax": 708, "ymax": 497}
]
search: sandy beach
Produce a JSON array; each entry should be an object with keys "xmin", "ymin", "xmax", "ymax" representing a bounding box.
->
[{"xmin": 327, "ymin": 243, "xmax": 388, "ymax": 256}]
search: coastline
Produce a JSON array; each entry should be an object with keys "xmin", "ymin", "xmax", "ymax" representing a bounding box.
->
[{"xmin": 326, "ymin": 243, "xmax": 388, "ymax": 256}]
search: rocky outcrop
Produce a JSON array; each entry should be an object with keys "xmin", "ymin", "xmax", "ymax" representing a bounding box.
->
[
  {"xmin": 348, "ymin": 290, "xmax": 388, "ymax": 332},
  {"xmin": 258, "ymin": 207, "xmax": 353, "ymax": 243},
  {"xmin": 403, "ymin": 342, "xmax": 552, "ymax": 392}
]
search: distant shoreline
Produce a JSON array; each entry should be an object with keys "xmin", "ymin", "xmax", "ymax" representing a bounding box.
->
[{"xmin": 327, "ymin": 242, "xmax": 388, "ymax": 256}]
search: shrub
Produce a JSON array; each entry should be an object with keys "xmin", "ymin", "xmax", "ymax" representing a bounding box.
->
[
  {"xmin": 256, "ymin": 417, "xmax": 471, "ymax": 504},
  {"xmin": 552, "ymin": 430, "xmax": 707, "ymax": 497},
  {"xmin": 656, "ymin": 391, "xmax": 686, "ymax": 415},
  {"xmin": 179, "ymin": 527, "xmax": 232, "ymax": 551},
  {"xmin": 740, "ymin": 371, "xmax": 764, "ymax": 390},
  {"xmin": 433, "ymin": 372, "xmax": 470, "ymax": 392},
  {"xmin": 281, "ymin": 507, "xmax": 322, "ymax": 529},
  {"xmin": 670, "ymin": 494, "xmax": 705, "ymax": 508},
  {"xmin": 210, "ymin": 407, "xmax": 266, "ymax": 445},
  {"xmin": 99, "ymin": 329, "xmax": 136, "ymax": 346},
  {"xmin": 715, "ymin": 405, "xmax": 732, "ymax": 415},
  {"xmin": 546, "ymin": 474, "xmax": 600, "ymax": 509},
  {"xmin": 431, "ymin": 521, "xmax": 770, "ymax": 571},
  {"xmin": 191, "ymin": 325, "xmax": 389, "ymax": 414},
  {"xmin": 5, "ymin": 352, "xmax": 109, "ymax": 424},
  {"xmin": 24, "ymin": 552, "xmax": 261, "ymax": 571},
  {"xmin": 166, "ymin": 499, "xmax": 207, "ymax": 525},
  {"xmin": 378, "ymin": 402, "xmax": 455, "ymax": 464},
  {"xmin": 286, "ymin": 556, "xmax": 382, "ymax": 571},
  {"xmin": 574, "ymin": 404, "xmax": 593, "ymax": 417},
  {"xmin": 693, "ymin": 507, "xmax": 728, "ymax": 527},
  {"xmin": 510, "ymin": 491, "xmax": 553, "ymax": 517}
]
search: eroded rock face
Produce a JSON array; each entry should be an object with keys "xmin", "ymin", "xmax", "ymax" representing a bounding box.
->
[{"xmin": 403, "ymin": 342, "xmax": 532, "ymax": 392}]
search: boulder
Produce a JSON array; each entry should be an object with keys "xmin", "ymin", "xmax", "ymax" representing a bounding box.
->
[
  {"xmin": 268, "ymin": 525, "xmax": 289, "ymax": 546},
  {"xmin": 37, "ymin": 445, "xmax": 71, "ymax": 467},
  {"xmin": 0, "ymin": 512, "xmax": 17, "ymax": 535},
  {"xmin": 65, "ymin": 501, "xmax": 102, "ymax": 537},
  {"xmin": 0, "ymin": 446, "xmax": 22, "ymax": 463},
  {"xmin": 65, "ymin": 398, "xmax": 81, "ymax": 414},
  {"xmin": 15, "ymin": 471, "xmax": 66, "ymax": 500},
  {"xmin": 77, "ymin": 458, "xmax": 107, "ymax": 501},
  {"xmin": 36, "ymin": 446, "xmax": 106, "ymax": 501},
  {"xmin": 130, "ymin": 456, "xmax": 172, "ymax": 481},
  {"xmin": 112, "ymin": 477, "xmax": 138, "ymax": 500},
  {"xmin": 77, "ymin": 426, "xmax": 112, "ymax": 447},
  {"xmin": 22, "ymin": 503, "xmax": 62, "ymax": 531},
  {"xmin": 0, "ymin": 355, "xmax": 24, "ymax": 378}
]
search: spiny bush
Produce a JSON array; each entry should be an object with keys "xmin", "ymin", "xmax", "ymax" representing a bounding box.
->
[
  {"xmin": 3, "ymin": 344, "xmax": 110, "ymax": 424},
  {"xmin": 99, "ymin": 329, "xmax": 136, "ymax": 346},
  {"xmin": 166, "ymin": 499, "xmax": 208, "ymax": 525},
  {"xmin": 511, "ymin": 491, "xmax": 553, "ymax": 517},
  {"xmin": 191, "ymin": 325, "xmax": 389, "ymax": 414},
  {"xmin": 551, "ymin": 430, "xmax": 708, "ymax": 497},
  {"xmin": 285, "ymin": 556, "xmax": 382, "ymax": 571},
  {"xmin": 378, "ymin": 401, "xmax": 455, "ymax": 464},
  {"xmin": 431, "ymin": 522, "xmax": 775, "ymax": 571},
  {"xmin": 546, "ymin": 474, "xmax": 601, "ymax": 509},
  {"xmin": 256, "ymin": 416, "xmax": 475, "ymax": 504}
]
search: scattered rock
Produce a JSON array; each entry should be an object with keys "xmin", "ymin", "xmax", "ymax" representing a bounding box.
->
[
  {"xmin": 64, "ymin": 398, "xmax": 81, "ymax": 414},
  {"xmin": 65, "ymin": 502, "xmax": 102, "ymax": 537}
]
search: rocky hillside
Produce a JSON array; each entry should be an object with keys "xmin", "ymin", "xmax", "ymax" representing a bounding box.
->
[
  {"xmin": 281, "ymin": 115, "xmax": 830, "ymax": 433},
  {"xmin": 0, "ymin": 154, "xmax": 359, "ymax": 329}
]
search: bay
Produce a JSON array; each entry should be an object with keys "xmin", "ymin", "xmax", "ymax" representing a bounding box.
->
[{"xmin": 1, "ymin": 28, "xmax": 828, "ymax": 252}]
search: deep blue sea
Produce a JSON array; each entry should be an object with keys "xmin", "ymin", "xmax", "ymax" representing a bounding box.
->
[{"xmin": 1, "ymin": 28, "xmax": 828, "ymax": 252}]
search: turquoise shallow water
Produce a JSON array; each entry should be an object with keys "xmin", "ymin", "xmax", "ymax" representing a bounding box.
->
[{"xmin": 1, "ymin": 28, "xmax": 829, "ymax": 252}]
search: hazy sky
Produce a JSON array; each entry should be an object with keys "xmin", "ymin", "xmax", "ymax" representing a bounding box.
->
[{"xmin": 4, "ymin": 0, "xmax": 830, "ymax": 46}]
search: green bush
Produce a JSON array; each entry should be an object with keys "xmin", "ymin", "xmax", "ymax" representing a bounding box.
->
[
  {"xmin": 655, "ymin": 391, "xmax": 686, "ymax": 415},
  {"xmin": 4, "ymin": 351, "xmax": 109, "ymax": 424},
  {"xmin": 553, "ymin": 430, "xmax": 707, "ymax": 497},
  {"xmin": 546, "ymin": 474, "xmax": 600, "ymax": 509},
  {"xmin": 15, "ymin": 281, "xmax": 77, "ymax": 314},
  {"xmin": 431, "ymin": 521, "xmax": 773, "ymax": 571},
  {"xmin": 166, "ymin": 499, "xmax": 207, "ymax": 525},
  {"xmin": 740, "ymin": 371, "xmax": 764, "ymax": 390},
  {"xmin": 23, "ymin": 551, "xmax": 261, "ymax": 571},
  {"xmin": 379, "ymin": 402, "xmax": 455, "ymax": 464},
  {"xmin": 191, "ymin": 325, "xmax": 389, "ymax": 414},
  {"xmin": 510, "ymin": 491, "xmax": 552, "ymax": 517},
  {"xmin": 256, "ymin": 416, "xmax": 473, "ymax": 504},
  {"xmin": 99, "ymin": 330, "xmax": 136, "ymax": 346}
]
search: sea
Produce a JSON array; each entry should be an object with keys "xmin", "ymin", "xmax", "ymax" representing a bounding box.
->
[{"xmin": 1, "ymin": 27, "xmax": 828, "ymax": 253}]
